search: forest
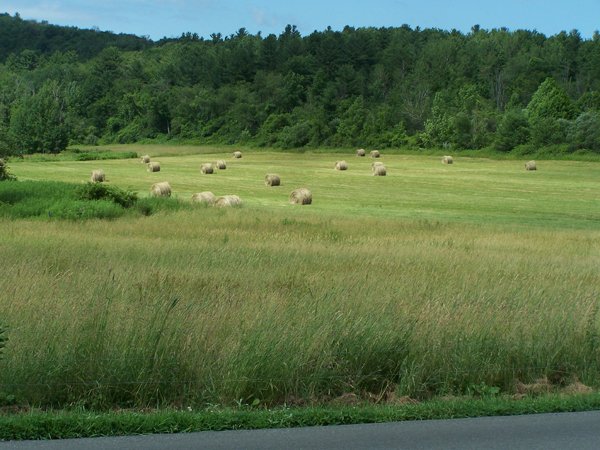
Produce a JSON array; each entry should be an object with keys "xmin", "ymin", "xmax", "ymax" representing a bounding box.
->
[{"xmin": 1, "ymin": 12, "xmax": 600, "ymax": 155}]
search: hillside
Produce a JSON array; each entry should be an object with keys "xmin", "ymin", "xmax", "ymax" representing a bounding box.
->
[
  {"xmin": 0, "ymin": 16, "xmax": 599, "ymax": 156},
  {"xmin": 0, "ymin": 13, "xmax": 151, "ymax": 61}
]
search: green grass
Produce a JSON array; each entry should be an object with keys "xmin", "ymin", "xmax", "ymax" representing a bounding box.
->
[
  {"xmin": 0, "ymin": 180, "xmax": 186, "ymax": 220},
  {"xmin": 0, "ymin": 180, "xmax": 127, "ymax": 220},
  {"xmin": 1, "ymin": 146, "xmax": 599, "ymax": 412},
  {"xmin": 2, "ymin": 393, "xmax": 600, "ymax": 440},
  {"xmin": 9, "ymin": 149, "xmax": 600, "ymax": 228}
]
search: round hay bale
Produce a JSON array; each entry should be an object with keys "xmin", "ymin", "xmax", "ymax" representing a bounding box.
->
[
  {"xmin": 192, "ymin": 191, "xmax": 216, "ymax": 205},
  {"xmin": 290, "ymin": 188, "xmax": 312, "ymax": 205},
  {"xmin": 215, "ymin": 160, "xmax": 226, "ymax": 170},
  {"xmin": 201, "ymin": 163, "xmax": 214, "ymax": 174},
  {"xmin": 151, "ymin": 181, "xmax": 171, "ymax": 197},
  {"xmin": 356, "ymin": 148, "xmax": 366, "ymax": 157},
  {"xmin": 90, "ymin": 169, "xmax": 105, "ymax": 183},
  {"xmin": 525, "ymin": 160, "xmax": 537, "ymax": 171},
  {"xmin": 233, "ymin": 151, "xmax": 242, "ymax": 159},
  {"xmin": 147, "ymin": 162, "xmax": 161, "ymax": 172},
  {"xmin": 372, "ymin": 164, "xmax": 387, "ymax": 176},
  {"xmin": 442, "ymin": 155, "xmax": 453, "ymax": 164},
  {"xmin": 335, "ymin": 160, "xmax": 348, "ymax": 171},
  {"xmin": 370, "ymin": 150, "xmax": 381, "ymax": 158},
  {"xmin": 215, "ymin": 195, "xmax": 242, "ymax": 207},
  {"xmin": 265, "ymin": 174, "xmax": 281, "ymax": 186},
  {"xmin": 141, "ymin": 155, "xmax": 151, "ymax": 164}
]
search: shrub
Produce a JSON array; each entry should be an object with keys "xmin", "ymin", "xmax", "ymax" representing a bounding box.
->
[
  {"xmin": 278, "ymin": 121, "xmax": 312, "ymax": 149},
  {"xmin": 76, "ymin": 182, "xmax": 138, "ymax": 208},
  {"xmin": 0, "ymin": 159, "xmax": 15, "ymax": 181}
]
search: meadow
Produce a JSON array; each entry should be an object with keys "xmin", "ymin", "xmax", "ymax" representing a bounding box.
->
[{"xmin": 0, "ymin": 146, "xmax": 599, "ymax": 409}]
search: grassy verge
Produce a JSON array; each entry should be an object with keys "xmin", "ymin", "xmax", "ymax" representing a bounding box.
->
[{"xmin": 1, "ymin": 393, "xmax": 599, "ymax": 440}]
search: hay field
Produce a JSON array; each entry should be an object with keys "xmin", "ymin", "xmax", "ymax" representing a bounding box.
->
[
  {"xmin": 12, "ymin": 149, "xmax": 600, "ymax": 228},
  {"xmin": 1, "ymin": 148, "xmax": 600, "ymax": 408}
]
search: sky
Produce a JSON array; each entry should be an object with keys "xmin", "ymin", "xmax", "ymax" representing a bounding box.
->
[{"xmin": 2, "ymin": 0, "xmax": 599, "ymax": 40}]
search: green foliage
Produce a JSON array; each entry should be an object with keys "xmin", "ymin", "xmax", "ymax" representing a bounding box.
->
[
  {"xmin": 9, "ymin": 80, "xmax": 69, "ymax": 154},
  {"xmin": 256, "ymin": 114, "xmax": 291, "ymax": 146},
  {"xmin": 335, "ymin": 96, "xmax": 368, "ymax": 146},
  {"xmin": 2, "ymin": 394, "xmax": 600, "ymax": 440},
  {"xmin": 71, "ymin": 151, "xmax": 138, "ymax": 161},
  {"xmin": 526, "ymin": 78, "xmax": 576, "ymax": 146},
  {"xmin": 23, "ymin": 150, "xmax": 137, "ymax": 162},
  {"xmin": 568, "ymin": 111, "xmax": 600, "ymax": 152},
  {"xmin": 529, "ymin": 117, "xmax": 571, "ymax": 147},
  {"xmin": 0, "ymin": 180, "xmax": 153, "ymax": 220},
  {"xmin": 494, "ymin": 109, "xmax": 530, "ymax": 151},
  {"xmin": 76, "ymin": 182, "xmax": 138, "ymax": 208},
  {"xmin": 0, "ymin": 13, "xmax": 151, "ymax": 62},
  {"xmin": 0, "ymin": 158, "xmax": 15, "ymax": 181},
  {"xmin": 576, "ymin": 91, "xmax": 600, "ymax": 112},
  {"xmin": 527, "ymin": 78, "xmax": 576, "ymax": 122},
  {"xmin": 423, "ymin": 91, "xmax": 454, "ymax": 148},
  {"xmin": 0, "ymin": 16, "xmax": 600, "ymax": 153},
  {"xmin": 279, "ymin": 121, "xmax": 313, "ymax": 149}
]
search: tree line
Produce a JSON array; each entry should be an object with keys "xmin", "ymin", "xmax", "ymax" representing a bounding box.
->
[{"xmin": 1, "ymin": 13, "xmax": 600, "ymax": 156}]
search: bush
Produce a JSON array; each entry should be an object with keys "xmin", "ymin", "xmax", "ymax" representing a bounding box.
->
[
  {"xmin": 278, "ymin": 121, "xmax": 312, "ymax": 149},
  {"xmin": 0, "ymin": 159, "xmax": 15, "ymax": 181},
  {"xmin": 76, "ymin": 182, "xmax": 137, "ymax": 208}
]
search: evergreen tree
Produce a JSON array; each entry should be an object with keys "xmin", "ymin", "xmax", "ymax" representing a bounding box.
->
[{"xmin": 527, "ymin": 78, "xmax": 575, "ymax": 145}]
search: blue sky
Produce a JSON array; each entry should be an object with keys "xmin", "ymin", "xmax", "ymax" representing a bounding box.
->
[{"xmin": 3, "ymin": 0, "xmax": 599, "ymax": 40}]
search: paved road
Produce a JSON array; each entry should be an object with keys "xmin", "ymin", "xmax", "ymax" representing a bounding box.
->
[{"xmin": 2, "ymin": 411, "xmax": 599, "ymax": 449}]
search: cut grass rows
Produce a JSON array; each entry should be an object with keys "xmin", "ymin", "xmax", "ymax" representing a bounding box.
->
[{"xmin": 9, "ymin": 151, "xmax": 600, "ymax": 228}]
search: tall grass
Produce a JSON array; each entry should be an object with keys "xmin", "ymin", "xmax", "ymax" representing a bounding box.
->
[{"xmin": 1, "ymin": 209, "xmax": 598, "ymax": 409}]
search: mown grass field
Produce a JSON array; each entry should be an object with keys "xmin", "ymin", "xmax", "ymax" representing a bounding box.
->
[
  {"xmin": 1, "ymin": 146, "xmax": 599, "ymax": 409},
  {"xmin": 12, "ymin": 146, "xmax": 600, "ymax": 227}
]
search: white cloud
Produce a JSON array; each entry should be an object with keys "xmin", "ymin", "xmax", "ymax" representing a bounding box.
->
[{"xmin": 251, "ymin": 7, "xmax": 278, "ymax": 27}]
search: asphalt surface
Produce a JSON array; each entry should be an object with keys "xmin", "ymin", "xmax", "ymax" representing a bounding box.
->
[{"xmin": 2, "ymin": 411, "xmax": 600, "ymax": 449}]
